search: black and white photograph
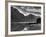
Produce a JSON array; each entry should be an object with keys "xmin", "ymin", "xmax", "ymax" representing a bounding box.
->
[
  {"xmin": 8, "ymin": 2, "xmax": 44, "ymax": 35},
  {"xmin": 11, "ymin": 6, "xmax": 41, "ymax": 31}
]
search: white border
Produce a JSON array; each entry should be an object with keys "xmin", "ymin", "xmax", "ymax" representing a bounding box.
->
[{"xmin": 8, "ymin": 2, "xmax": 44, "ymax": 35}]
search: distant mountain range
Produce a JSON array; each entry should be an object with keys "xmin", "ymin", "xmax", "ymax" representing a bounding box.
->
[
  {"xmin": 11, "ymin": 7, "xmax": 40, "ymax": 23},
  {"xmin": 13, "ymin": 6, "xmax": 41, "ymax": 16}
]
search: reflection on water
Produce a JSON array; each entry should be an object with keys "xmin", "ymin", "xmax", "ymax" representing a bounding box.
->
[{"xmin": 11, "ymin": 22, "xmax": 41, "ymax": 31}]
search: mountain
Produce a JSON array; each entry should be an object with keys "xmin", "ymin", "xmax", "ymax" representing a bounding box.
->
[{"xmin": 11, "ymin": 7, "xmax": 40, "ymax": 23}]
